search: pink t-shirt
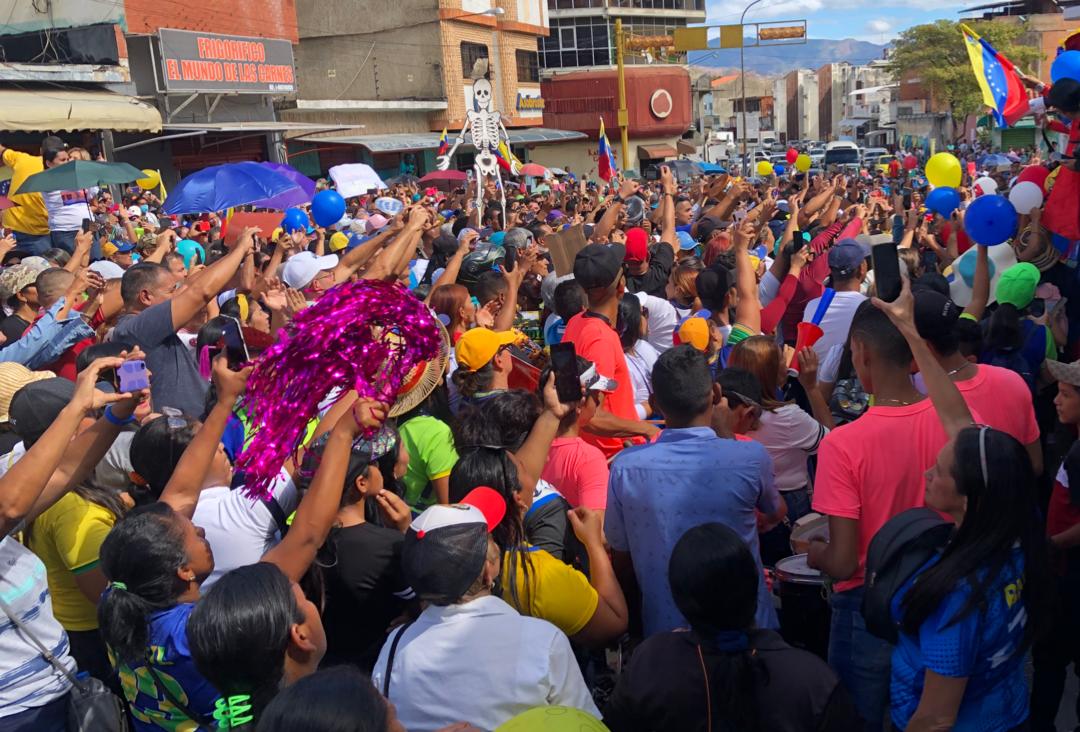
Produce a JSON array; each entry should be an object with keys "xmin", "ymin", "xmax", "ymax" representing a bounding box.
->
[
  {"xmin": 541, "ymin": 436, "xmax": 610, "ymax": 511},
  {"xmin": 812, "ymin": 399, "xmax": 972, "ymax": 592},
  {"xmin": 915, "ymin": 364, "xmax": 1039, "ymax": 446}
]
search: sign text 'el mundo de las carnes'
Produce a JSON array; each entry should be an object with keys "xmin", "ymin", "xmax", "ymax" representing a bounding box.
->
[{"xmin": 158, "ymin": 28, "xmax": 296, "ymax": 94}]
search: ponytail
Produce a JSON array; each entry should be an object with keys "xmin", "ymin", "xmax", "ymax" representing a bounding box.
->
[
  {"xmin": 187, "ymin": 563, "xmax": 304, "ymax": 731},
  {"xmin": 696, "ymin": 630, "xmax": 765, "ymax": 732},
  {"xmin": 451, "ymin": 361, "xmax": 495, "ymax": 399},
  {"xmin": 98, "ymin": 503, "xmax": 189, "ymax": 663}
]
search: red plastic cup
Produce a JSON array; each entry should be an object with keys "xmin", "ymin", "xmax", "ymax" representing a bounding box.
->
[{"xmin": 788, "ymin": 322, "xmax": 824, "ymax": 376}]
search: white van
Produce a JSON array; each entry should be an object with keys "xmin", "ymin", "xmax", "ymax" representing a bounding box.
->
[
  {"xmin": 824, "ymin": 141, "xmax": 861, "ymax": 169},
  {"xmin": 862, "ymin": 147, "xmax": 890, "ymax": 166}
]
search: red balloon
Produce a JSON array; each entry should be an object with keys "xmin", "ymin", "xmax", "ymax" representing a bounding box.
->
[
  {"xmin": 785, "ymin": 148, "xmax": 798, "ymax": 164},
  {"xmin": 1016, "ymin": 165, "xmax": 1051, "ymax": 192},
  {"xmin": 903, "ymin": 155, "xmax": 918, "ymax": 171}
]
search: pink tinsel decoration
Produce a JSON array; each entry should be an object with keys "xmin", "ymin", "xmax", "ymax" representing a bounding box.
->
[{"xmin": 236, "ymin": 280, "xmax": 440, "ymax": 499}]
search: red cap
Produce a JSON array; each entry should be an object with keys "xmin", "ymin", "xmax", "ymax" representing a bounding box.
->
[
  {"xmin": 460, "ymin": 486, "xmax": 506, "ymax": 532},
  {"xmin": 624, "ymin": 227, "xmax": 648, "ymax": 263},
  {"xmin": 193, "ymin": 221, "xmax": 211, "ymax": 233}
]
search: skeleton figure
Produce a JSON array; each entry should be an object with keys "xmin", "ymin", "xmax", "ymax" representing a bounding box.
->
[{"xmin": 437, "ymin": 77, "xmax": 518, "ymax": 227}]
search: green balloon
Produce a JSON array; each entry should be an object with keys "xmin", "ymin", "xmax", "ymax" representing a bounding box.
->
[{"xmin": 496, "ymin": 707, "xmax": 610, "ymax": 731}]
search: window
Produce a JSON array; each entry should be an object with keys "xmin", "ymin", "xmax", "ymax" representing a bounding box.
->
[
  {"xmin": 559, "ymin": 26, "xmax": 576, "ymax": 49},
  {"xmin": 461, "ymin": 42, "xmax": 489, "ymax": 79},
  {"xmin": 516, "ymin": 50, "xmax": 539, "ymax": 83}
]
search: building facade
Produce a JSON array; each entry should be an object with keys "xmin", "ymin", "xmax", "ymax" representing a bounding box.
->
[
  {"xmin": 540, "ymin": 0, "xmax": 706, "ymax": 73},
  {"xmin": 774, "ymin": 69, "xmax": 818, "ymax": 143}
]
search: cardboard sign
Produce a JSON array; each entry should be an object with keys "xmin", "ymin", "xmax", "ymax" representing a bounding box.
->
[
  {"xmin": 546, "ymin": 223, "xmax": 588, "ymax": 277},
  {"xmin": 223, "ymin": 211, "xmax": 286, "ymax": 245}
]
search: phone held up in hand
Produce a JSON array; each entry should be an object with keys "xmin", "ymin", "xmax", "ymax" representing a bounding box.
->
[
  {"xmin": 221, "ymin": 317, "xmax": 250, "ymax": 370},
  {"xmin": 549, "ymin": 342, "xmax": 583, "ymax": 404},
  {"xmin": 872, "ymin": 242, "xmax": 902, "ymax": 303},
  {"xmin": 117, "ymin": 360, "xmax": 150, "ymax": 393}
]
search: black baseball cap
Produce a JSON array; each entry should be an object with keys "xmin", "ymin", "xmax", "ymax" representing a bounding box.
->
[
  {"xmin": 913, "ymin": 288, "xmax": 960, "ymax": 343},
  {"xmin": 573, "ymin": 244, "xmax": 625, "ymax": 290},
  {"xmin": 9, "ymin": 378, "xmax": 76, "ymax": 447}
]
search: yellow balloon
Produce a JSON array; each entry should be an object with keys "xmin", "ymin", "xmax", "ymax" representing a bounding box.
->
[
  {"xmin": 795, "ymin": 153, "xmax": 811, "ymax": 172},
  {"xmin": 925, "ymin": 153, "xmax": 961, "ymax": 189},
  {"xmin": 755, "ymin": 160, "xmax": 774, "ymax": 177},
  {"xmin": 136, "ymin": 169, "xmax": 160, "ymax": 191}
]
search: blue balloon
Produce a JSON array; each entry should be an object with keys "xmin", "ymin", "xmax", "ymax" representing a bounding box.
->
[
  {"xmin": 925, "ymin": 186, "xmax": 960, "ymax": 216},
  {"xmin": 311, "ymin": 190, "xmax": 346, "ymax": 228},
  {"xmin": 774, "ymin": 164, "xmax": 785, "ymax": 175},
  {"xmin": 1052, "ymin": 50, "xmax": 1080, "ymax": 83},
  {"xmin": 280, "ymin": 207, "xmax": 309, "ymax": 234},
  {"xmin": 965, "ymin": 194, "xmax": 1018, "ymax": 246}
]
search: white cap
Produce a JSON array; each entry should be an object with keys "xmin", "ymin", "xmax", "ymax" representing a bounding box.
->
[
  {"xmin": 89, "ymin": 260, "xmax": 126, "ymax": 280},
  {"xmin": 282, "ymin": 251, "xmax": 338, "ymax": 289}
]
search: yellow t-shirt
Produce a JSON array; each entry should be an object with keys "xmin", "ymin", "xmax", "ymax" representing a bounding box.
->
[
  {"xmin": 500, "ymin": 545, "xmax": 598, "ymax": 638},
  {"xmin": 2, "ymin": 148, "xmax": 49, "ymax": 235},
  {"xmin": 28, "ymin": 492, "xmax": 116, "ymax": 631}
]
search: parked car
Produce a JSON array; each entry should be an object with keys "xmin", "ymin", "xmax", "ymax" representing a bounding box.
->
[{"xmin": 862, "ymin": 146, "xmax": 890, "ymax": 167}]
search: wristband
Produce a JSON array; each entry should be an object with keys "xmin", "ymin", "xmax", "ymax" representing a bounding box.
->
[{"xmin": 103, "ymin": 405, "xmax": 136, "ymax": 426}]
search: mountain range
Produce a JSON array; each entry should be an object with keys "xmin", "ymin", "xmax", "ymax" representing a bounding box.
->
[{"xmin": 688, "ymin": 38, "xmax": 888, "ymax": 76}]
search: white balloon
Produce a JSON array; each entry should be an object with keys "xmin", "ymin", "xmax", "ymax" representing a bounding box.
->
[
  {"xmin": 1008, "ymin": 181, "xmax": 1044, "ymax": 215},
  {"xmin": 973, "ymin": 176, "xmax": 998, "ymax": 197}
]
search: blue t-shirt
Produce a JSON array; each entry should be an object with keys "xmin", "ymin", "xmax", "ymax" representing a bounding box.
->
[
  {"xmin": 114, "ymin": 603, "xmax": 219, "ymax": 731},
  {"xmin": 890, "ymin": 546, "xmax": 1028, "ymax": 732},
  {"xmin": 606, "ymin": 426, "xmax": 782, "ymax": 636}
]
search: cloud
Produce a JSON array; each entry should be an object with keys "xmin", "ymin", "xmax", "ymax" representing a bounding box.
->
[
  {"xmin": 708, "ymin": 0, "xmax": 964, "ymax": 22},
  {"xmin": 866, "ymin": 19, "xmax": 892, "ymax": 34}
]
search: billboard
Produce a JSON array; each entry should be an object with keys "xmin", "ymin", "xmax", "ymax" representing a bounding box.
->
[{"xmin": 158, "ymin": 28, "xmax": 296, "ymax": 94}]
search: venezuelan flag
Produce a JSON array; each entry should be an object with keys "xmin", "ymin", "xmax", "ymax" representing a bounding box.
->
[
  {"xmin": 597, "ymin": 118, "xmax": 618, "ymax": 182},
  {"xmin": 961, "ymin": 24, "xmax": 1028, "ymax": 127},
  {"xmin": 493, "ymin": 144, "xmax": 513, "ymax": 172},
  {"xmin": 497, "ymin": 140, "xmax": 523, "ymax": 172},
  {"xmin": 437, "ymin": 128, "xmax": 449, "ymax": 156}
]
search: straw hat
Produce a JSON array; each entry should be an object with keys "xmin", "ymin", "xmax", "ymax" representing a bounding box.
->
[
  {"xmin": 388, "ymin": 317, "xmax": 451, "ymax": 418},
  {"xmin": 0, "ymin": 363, "xmax": 55, "ymax": 423}
]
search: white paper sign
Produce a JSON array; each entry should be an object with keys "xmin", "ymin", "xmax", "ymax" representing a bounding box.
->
[{"xmin": 329, "ymin": 163, "xmax": 386, "ymax": 198}]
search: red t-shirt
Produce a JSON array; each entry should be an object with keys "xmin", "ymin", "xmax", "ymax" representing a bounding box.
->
[
  {"xmin": 812, "ymin": 399, "xmax": 973, "ymax": 592},
  {"xmin": 541, "ymin": 436, "xmax": 610, "ymax": 510},
  {"xmin": 561, "ymin": 311, "xmax": 639, "ymax": 458},
  {"xmin": 1047, "ymin": 463, "xmax": 1080, "ymax": 539}
]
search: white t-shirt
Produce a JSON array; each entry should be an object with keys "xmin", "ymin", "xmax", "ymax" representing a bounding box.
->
[
  {"xmin": 44, "ymin": 189, "xmax": 92, "ymax": 232},
  {"xmin": 195, "ymin": 470, "xmax": 298, "ymax": 590},
  {"xmin": 625, "ymin": 340, "xmax": 659, "ymax": 420},
  {"xmin": 633, "ymin": 292, "xmax": 677, "ymax": 353},
  {"xmin": 373, "ymin": 595, "xmax": 599, "ymax": 731},
  {"xmin": 746, "ymin": 403, "xmax": 828, "ymax": 492},
  {"xmin": 802, "ymin": 290, "xmax": 867, "ymax": 360},
  {"xmin": 0, "ymin": 537, "xmax": 75, "ymax": 717}
]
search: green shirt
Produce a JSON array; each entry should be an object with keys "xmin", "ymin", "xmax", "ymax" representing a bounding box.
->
[{"xmin": 399, "ymin": 415, "xmax": 458, "ymax": 510}]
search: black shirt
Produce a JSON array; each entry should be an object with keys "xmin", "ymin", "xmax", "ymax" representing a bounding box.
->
[
  {"xmin": 625, "ymin": 244, "xmax": 675, "ymax": 299},
  {"xmin": 605, "ymin": 628, "xmax": 860, "ymax": 732},
  {"xmin": 319, "ymin": 522, "xmax": 413, "ymax": 671},
  {"xmin": 0, "ymin": 314, "xmax": 30, "ymax": 344}
]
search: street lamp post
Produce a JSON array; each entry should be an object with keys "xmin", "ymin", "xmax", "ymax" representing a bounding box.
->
[{"xmin": 739, "ymin": 0, "xmax": 764, "ymax": 177}]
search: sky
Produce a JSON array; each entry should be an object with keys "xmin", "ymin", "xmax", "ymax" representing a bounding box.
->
[{"xmin": 706, "ymin": 0, "xmax": 972, "ymax": 44}]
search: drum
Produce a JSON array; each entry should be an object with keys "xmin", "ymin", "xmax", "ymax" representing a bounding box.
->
[{"xmin": 773, "ymin": 553, "xmax": 830, "ymax": 660}]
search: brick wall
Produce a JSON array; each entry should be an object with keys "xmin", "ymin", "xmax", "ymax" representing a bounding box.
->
[{"xmin": 124, "ymin": 0, "xmax": 299, "ymax": 44}]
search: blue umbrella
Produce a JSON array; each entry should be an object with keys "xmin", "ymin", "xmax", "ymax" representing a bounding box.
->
[
  {"xmin": 977, "ymin": 153, "xmax": 1012, "ymax": 169},
  {"xmin": 250, "ymin": 162, "xmax": 316, "ymax": 210},
  {"xmin": 162, "ymin": 162, "xmax": 302, "ymax": 215}
]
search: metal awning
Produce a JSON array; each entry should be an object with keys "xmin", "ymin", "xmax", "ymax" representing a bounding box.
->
[
  {"xmin": 0, "ymin": 88, "xmax": 162, "ymax": 133},
  {"xmin": 637, "ymin": 143, "xmax": 679, "ymax": 160},
  {"xmin": 163, "ymin": 121, "xmax": 353, "ymax": 134},
  {"xmin": 847, "ymin": 84, "xmax": 897, "ymax": 96},
  {"xmin": 316, "ymin": 128, "xmax": 586, "ymax": 153},
  {"xmin": 838, "ymin": 117, "xmax": 871, "ymax": 128}
]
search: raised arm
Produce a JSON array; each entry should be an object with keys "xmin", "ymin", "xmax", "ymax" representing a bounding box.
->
[
  {"xmin": 169, "ymin": 229, "xmax": 254, "ymax": 330},
  {"xmin": 963, "ymin": 242, "xmax": 990, "ymax": 321},
  {"xmin": 262, "ymin": 398, "xmax": 389, "ymax": 583},
  {"xmin": 658, "ymin": 166, "xmax": 677, "ymax": 250},
  {"xmin": 362, "ymin": 208, "xmax": 427, "ymax": 282},
  {"xmin": 593, "ymin": 179, "xmax": 638, "ymax": 243},
  {"xmin": 514, "ymin": 374, "xmax": 571, "ymax": 483},
  {"xmin": 873, "ymin": 278, "xmax": 974, "ymax": 438},
  {"xmin": 0, "ymin": 357, "xmax": 133, "ymax": 537},
  {"xmin": 332, "ymin": 225, "xmax": 397, "ymax": 284},
  {"xmin": 731, "ymin": 219, "xmax": 761, "ymax": 334},
  {"xmin": 158, "ymin": 359, "xmax": 251, "ymax": 519}
]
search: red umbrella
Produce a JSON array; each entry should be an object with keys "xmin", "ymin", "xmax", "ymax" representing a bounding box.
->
[
  {"xmin": 0, "ymin": 195, "xmax": 15, "ymax": 210},
  {"xmin": 518, "ymin": 163, "xmax": 547, "ymax": 177},
  {"xmin": 419, "ymin": 170, "xmax": 467, "ymax": 183}
]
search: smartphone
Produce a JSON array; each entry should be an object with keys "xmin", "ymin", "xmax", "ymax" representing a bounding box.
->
[
  {"xmin": 117, "ymin": 360, "xmax": 150, "ymax": 393},
  {"xmin": 872, "ymin": 242, "xmax": 902, "ymax": 303},
  {"xmin": 81, "ymin": 218, "xmax": 92, "ymax": 234},
  {"xmin": 221, "ymin": 316, "xmax": 250, "ymax": 370},
  {"xmin": 503, "ymin": 244, "xmax": 517, "ymax": 272},
  {"xmin": 549, "ymin": 342, "xmax": 583, "ymax": 404},
  {"xmin": 1029, "ymin": 298, "xmax": 1046, "ymax": 318},
  {"xmin": 902, "ymin": 189, "xmax": 913, "ymax": 211}
]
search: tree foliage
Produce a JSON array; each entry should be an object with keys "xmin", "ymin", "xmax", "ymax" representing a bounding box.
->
[{"xmin": 889, "ymin": 19, "xmax": 1043, "ymax": 120}]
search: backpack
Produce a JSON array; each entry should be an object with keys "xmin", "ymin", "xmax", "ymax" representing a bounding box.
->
[{"xmin": 862, "ymin": 508, "xmax": 953, "ymax": 644}]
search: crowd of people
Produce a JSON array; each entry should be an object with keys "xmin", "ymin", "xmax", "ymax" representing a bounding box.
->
[{"xmin": 0, "ymin": 85, "xmax": 1079, "ymax": 732}]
